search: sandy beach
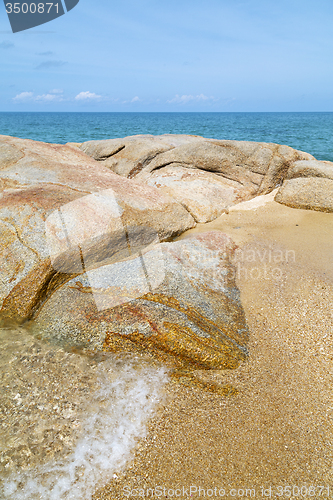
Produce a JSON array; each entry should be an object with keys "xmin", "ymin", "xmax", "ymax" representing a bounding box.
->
[
  {"xmin": 94, "ymin": 198, "xmax": 333, "ymax": 499},
  {"xmin": 2, "ymin": 0, "xmax": 333, "ymax": 494}
]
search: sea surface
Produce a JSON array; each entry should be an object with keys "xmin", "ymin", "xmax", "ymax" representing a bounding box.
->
[{"xmin": 1, "ymin": 111, "xmax": 333, "ymax": 161}]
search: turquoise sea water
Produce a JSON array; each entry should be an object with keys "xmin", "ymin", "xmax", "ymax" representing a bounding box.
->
[{"xmin": 1, "ymin": 112, "xmax": 333, "ymax": 161}]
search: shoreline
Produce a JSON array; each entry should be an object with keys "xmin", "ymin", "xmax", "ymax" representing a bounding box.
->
[{"xmin": 94, "ymin": 200, "xmax": 333, "ymax": 499}]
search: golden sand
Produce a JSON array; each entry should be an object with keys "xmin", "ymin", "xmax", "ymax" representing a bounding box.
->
[{"xmin": 94, "ymin": 200, "xmax": 333, "ymax": 500}]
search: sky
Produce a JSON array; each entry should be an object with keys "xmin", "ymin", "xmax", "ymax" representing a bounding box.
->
[{"xmin": 1, "ymin": 0, "xmax": 333, "ymax": 112}]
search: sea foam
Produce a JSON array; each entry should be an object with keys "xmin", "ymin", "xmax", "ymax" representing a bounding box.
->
[{"xmin": 0, "ymin": 329, "xmax": 168, "ymax": 500}]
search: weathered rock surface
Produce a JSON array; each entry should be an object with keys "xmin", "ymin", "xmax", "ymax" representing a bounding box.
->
[
  {"xmin": 145, "ymin": 165, "xmax": 253, "ymax": 223},
  {"xmin": 79, "ymin": 134, "xmax": 201, "ymax": 177},
  {"xmin": 275, "ymin": 159, "xmax": 333, "ymax": 212},
  {"xmin": 29, "ymin": 231, "xmax": 249, "ymax": 370},
  {"xmin": 0, "ymin": 135, "xmax": 195, "ymax": 322},
  {"xmin": 79, "ymin": 134, "xmax": 314, "ymax": 222},
  {"xmin": 275, "ymin": 177, "xmax": 333, "ymax": 213},
  {"xmin": 286, "ymin": 159, "xmax": 333, "ymax": 181},
  {"xmin": 79, "ymin": 133, "xmax": 333, "ymax": 215},
  {"xmin": 0, "ymin": 185, "xmax": 83, "ymax": 322}
]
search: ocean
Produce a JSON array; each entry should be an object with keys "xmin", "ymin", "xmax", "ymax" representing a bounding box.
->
[{"xmin": 1, "ymin": 111, "xmax": 333, "ymax": 161}]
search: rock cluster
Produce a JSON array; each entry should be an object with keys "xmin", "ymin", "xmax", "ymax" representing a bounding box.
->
[
  {"xmin": 1, "ymin": 133, "xmax": 332, "ymax": 369},
  {"xmin": 79, "ymin": 134, "xmax": 333, "ymax": 215},
  {"xmin": 78, "ymin": 134, "xmax": 317, "ymax": 221},
  {"xmin": 0, "ymin": 135, "xmax": 194, "ymax": 323},
  {"xmin": 0, "ymin": 135, "xmax": 248, "ymax": 370}
]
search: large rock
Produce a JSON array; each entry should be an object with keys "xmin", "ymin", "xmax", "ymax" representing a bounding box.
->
[
  {"xmin": 275, "ymin": 158, "xmax": 333, "ymax": 212},
  {"xmin": 0, "ymin": 135, "xmax": 195, "ymax": 323},
  {"xmin": 79, "ymin": 134, "xmax": 314, "ymax": 222},
  {"xmin": 0, "ymin": 185, "xmax": 84, "ymax": 322},
  {"xmin": 29, "ymin": 231, "xmax": 249, "ymax": 370},
  {"xmin": 79, "ymin": 134, "xmax": 202, "ymax": 177},
  {"xmin": 275, "ymin": 177, "xmax": 333, "ymax": 213}
]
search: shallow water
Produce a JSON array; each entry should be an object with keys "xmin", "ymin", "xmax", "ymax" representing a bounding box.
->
[
  {"xmin": 0, "ymin": 327, "xmax": 168, "ymax": 500},
  {"xmin": 1, "ymin": 111, "xmax": 333, "ymax": 161}
]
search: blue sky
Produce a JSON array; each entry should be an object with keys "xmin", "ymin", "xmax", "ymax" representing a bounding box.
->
[{"xmin": 1, "ymin": 0, "xmax": 333, "ymax": 112}]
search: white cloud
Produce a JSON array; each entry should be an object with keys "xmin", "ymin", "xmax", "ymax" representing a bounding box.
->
[
  {"xmin": 12, "ymin": 91, "xmax": 65, "ymax": 103},
  {"xmin": 121, "ymin": 96, "xmax": 142, "ymax": 104},
  {"xmin": 75, "ymin": 91, "xmax": 102, "ymax": 101},
  {"xmin": 167, "ymin": 94, "xmax": 214, "ymax": 104},
  {"xmin": 35, "ymin": 93, "xmax": 63, "ymax": 102},
  {"xmin": 49, "ymin": 89, "xmax": 63, "ymax": 94},
  {"xmin": 12, "ymin": 92, "xmax": 34, "ymax": 102}
]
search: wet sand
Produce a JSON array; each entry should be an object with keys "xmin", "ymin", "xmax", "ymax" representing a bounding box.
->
[{"xmin": 94, "ymin": 198, "xmax": 333, "ymax": 499}]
